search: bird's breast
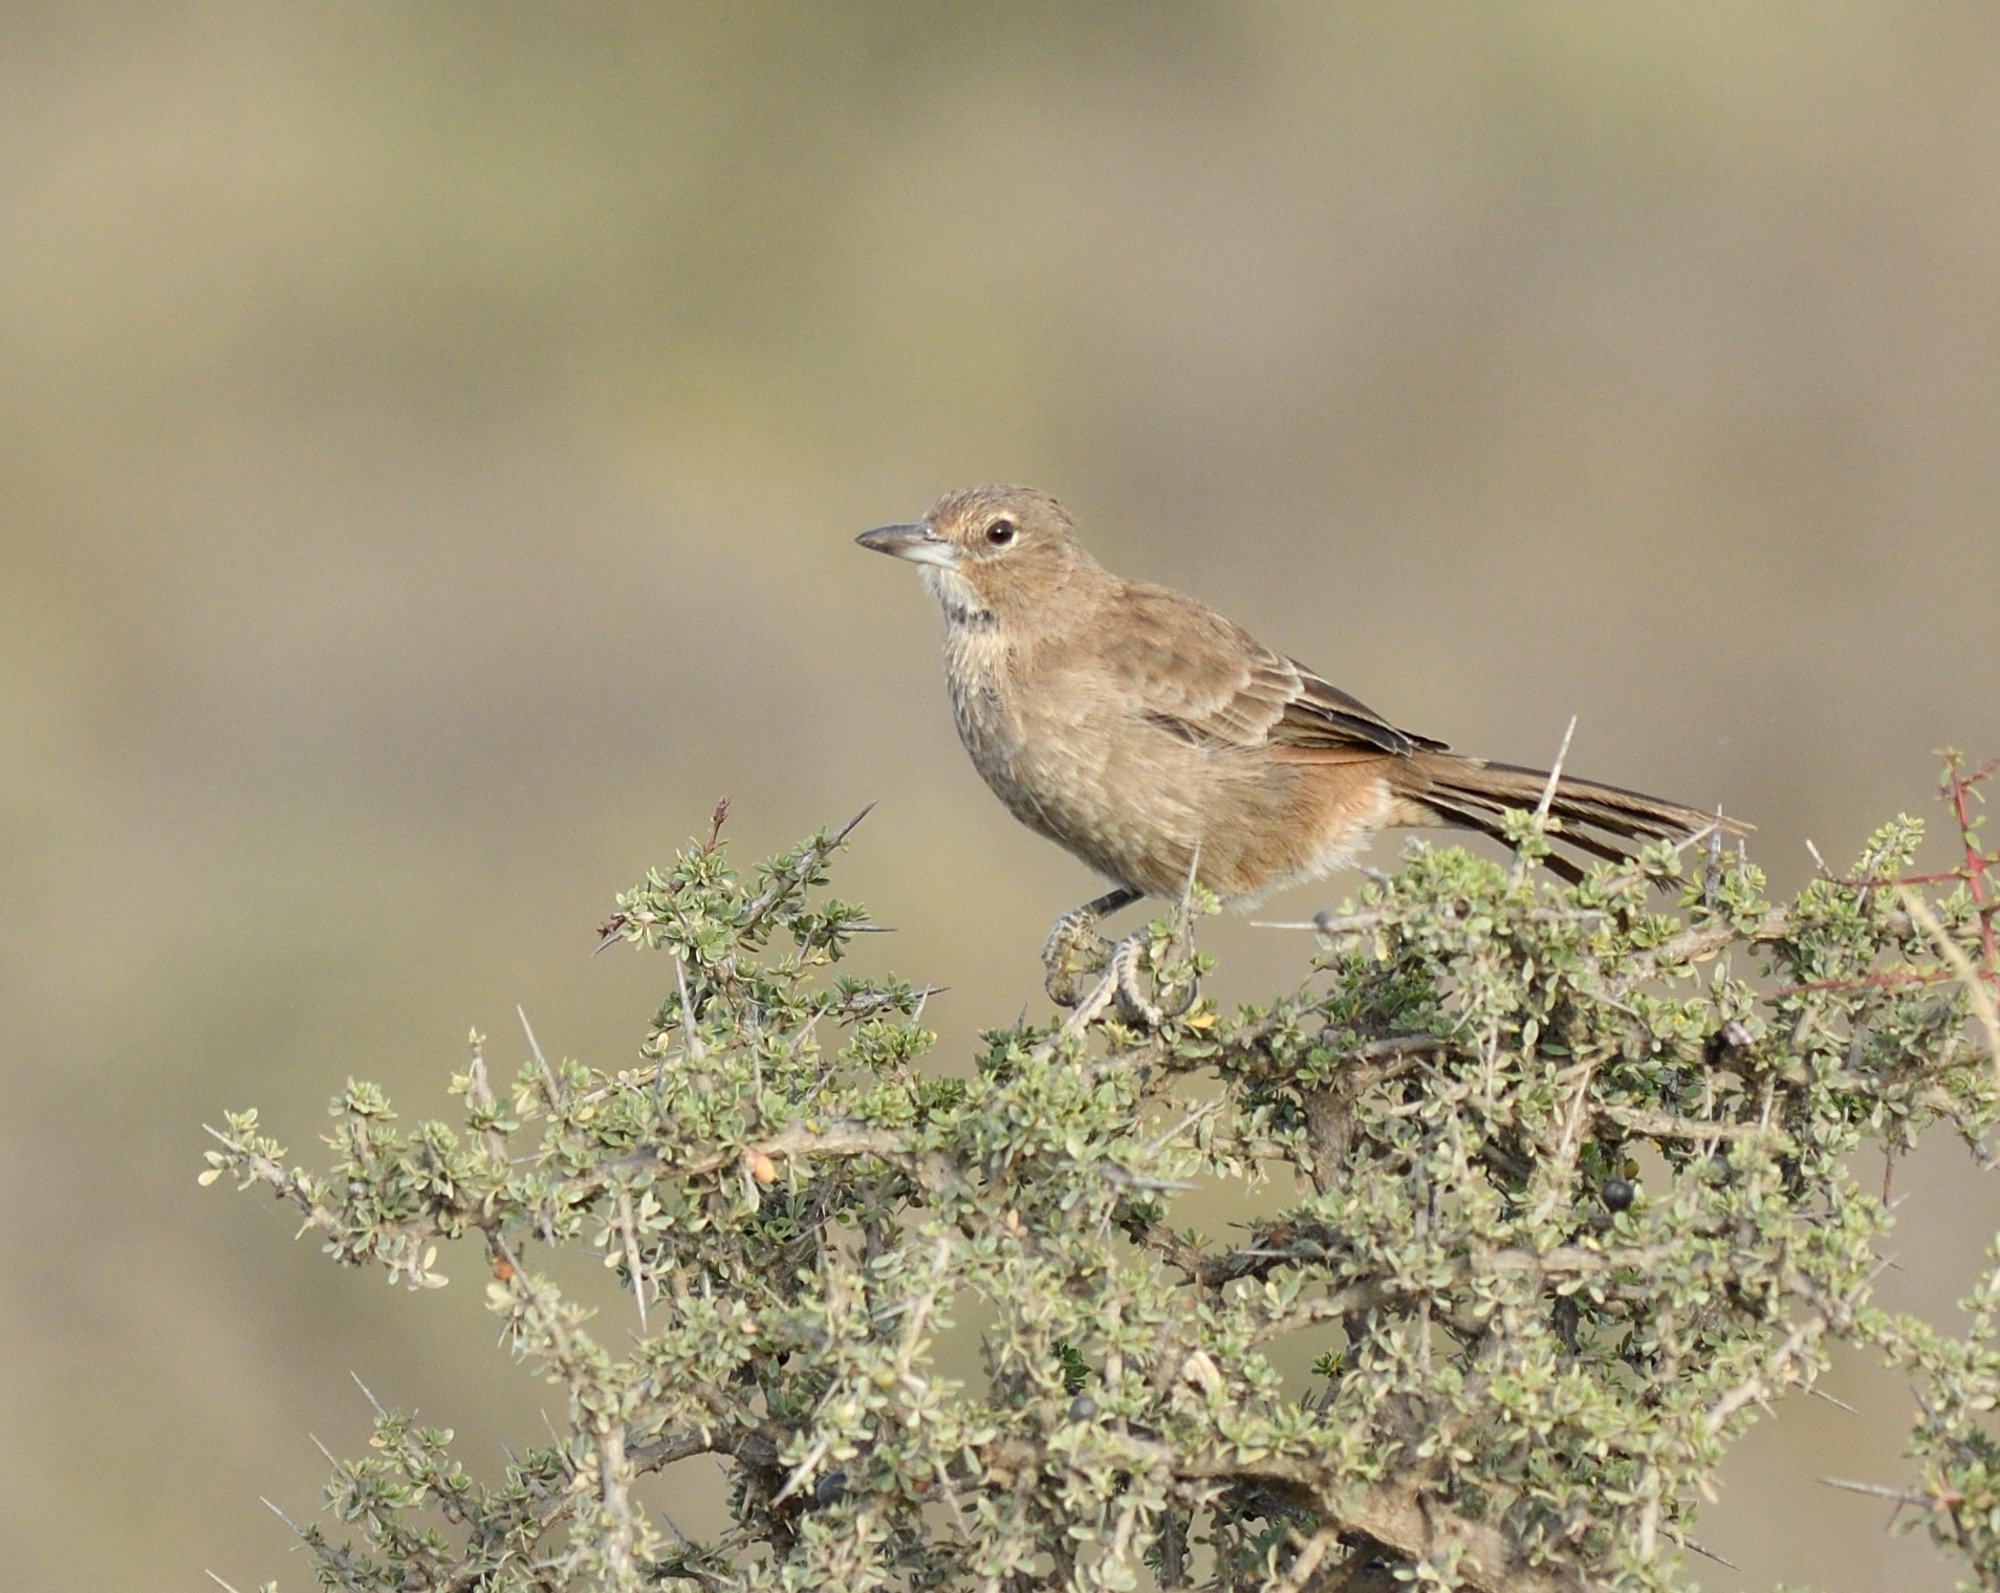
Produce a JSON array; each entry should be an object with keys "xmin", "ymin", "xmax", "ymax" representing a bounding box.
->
[
  {"xmin": 939, "ymin": 621, "xmax": 1225, "ymax": 892},
  {"xmin": 941, "ymin": 625, "xmax": 1027, "ymax": 779}
]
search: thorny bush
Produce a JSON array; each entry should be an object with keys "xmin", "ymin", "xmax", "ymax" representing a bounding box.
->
[{"xmin": 206, "ymin": 759, "xmax": 2000, "ymax": 1593}]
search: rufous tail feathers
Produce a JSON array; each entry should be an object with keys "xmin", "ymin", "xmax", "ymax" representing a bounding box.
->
[{"xmin": 1396, "ymin": 753, "xmax": 1743, "ymax": 884}]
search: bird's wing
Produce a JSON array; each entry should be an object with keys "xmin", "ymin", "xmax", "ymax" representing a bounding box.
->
[
  {"xmin": 1097, "ymin": 584, "xmax": 1444, "ymax": 759},
  {"xmin": 1273, "ymin": 662, "xmax": 1449, "ymax": 756}
]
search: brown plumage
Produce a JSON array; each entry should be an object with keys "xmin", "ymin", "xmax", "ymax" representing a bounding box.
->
[{"xmin": 858, "ymin": 484, "xmax": 1734, "ymax": 907}]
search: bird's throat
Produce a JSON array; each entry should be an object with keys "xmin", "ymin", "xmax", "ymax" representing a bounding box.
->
[{"xmin": 923, "ymin": 566, "xmax": 995, "ymax": 629}]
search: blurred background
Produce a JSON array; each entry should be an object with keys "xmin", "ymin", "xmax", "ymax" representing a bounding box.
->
[{"xmin": 4, "ymin": 3, "xmax": 1999, "ymax": 1586}]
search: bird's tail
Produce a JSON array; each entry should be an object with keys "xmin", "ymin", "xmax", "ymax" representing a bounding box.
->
[{"xmin": 1396, "ymin": 752, "xmax": 1741, "ymax": 883}]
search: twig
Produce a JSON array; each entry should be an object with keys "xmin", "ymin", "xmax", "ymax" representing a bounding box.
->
[
  {"xmin": 1705, "ymin": 1311, "xmax": 1827, "ymax": 1435},
  {"xmin": 738, "ymin": 802, "xmax": 877, "ymax": 933},
  {"xmin": 488, "ymin": 1237, "xmax": 644, "ymax": 1588},
  {"xmin": 1598, "ymin": 1104, "xmax": 1792, "ymax": 1146},
  {"xmin": 1943, "ymin": 752, "xmax": 2000, "ymax": 971},
  {"xmin": 770, "ymin": 1434, "xmax": 833, "ymax": 1507},
  {"xmin": 1901, "ymin": 887, "xmax": 2000, "ymax": 1095},
  {"xmin": 1610, "ymin": 910, "xmax": 1789, "ymax": 997},
  {"xmin": 1251, "ymin": 907, "xmax": 1608, "ymax": 933},
  {"xmin": 1044, "ymin": 958, "xmax": 1123, "ymax": 1052},
  {"xmin": 1271, "ymin": 1527, "xmax": 1341, "ymax": 1593},
  {"xmin": 465, "ymin": 1030, "xmax": 509, "ymax": 1165},
  {"xmin": 676, "ymin": 956, "xmax": 706, "ymax": 1062},
  {"xmin": 1779, "ymin": 967, "xmax": 1956, "ymax": 998}
]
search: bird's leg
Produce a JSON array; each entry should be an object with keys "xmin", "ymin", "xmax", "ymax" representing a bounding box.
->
[{"xmin": 1042, "ymin": 886, "xmax": 1143, "ymax": 1007}]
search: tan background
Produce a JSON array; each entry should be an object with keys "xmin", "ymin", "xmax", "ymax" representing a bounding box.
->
[{"xmin": 5, "ymin": 4, "xmax": 2000, "ymax": 1587}]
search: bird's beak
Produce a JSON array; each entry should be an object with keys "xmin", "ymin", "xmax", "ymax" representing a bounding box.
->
[{"xmin": 856, "ymin": 522, "xmax": 958, "ymax": 569}]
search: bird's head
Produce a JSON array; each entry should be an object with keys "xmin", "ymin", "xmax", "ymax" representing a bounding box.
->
[{"xmin": 856, "ymin": 484, "xmax": 1096, "ymax": 625}]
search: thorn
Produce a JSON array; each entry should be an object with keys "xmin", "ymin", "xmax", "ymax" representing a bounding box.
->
[
  {"xmin": 1533, "ymin": 715, "xmax": 1579, "ymax": 826},
  {"xmin": 1806, "ymin": 1386, "xmax": 1859, "ymax": 1414},
  {"xmin": 1511, "ymin": 716, "xmax": 1578, "ymax": 886},
  {"xmin": 542, "ymin": 1409, "xmax": 578, "ymax": 1473},
  {"xmin": 206, "ymin": 1573, "xmax": 246, "ymax": 1593},
  {"xmin": 351, "ymin": 1371, "xmax": 387, "ymax": 1417},
  {"xmin": 833, "ymin": 801, "xmax": 879, "ymax": 845},
  {"xmin": 1663, "ymin": 819, "xmax": 1725, "ymax": 857},
  {"xmin": 1176, "ymin": 841, "xmax": 1202, "ymax": 930},
  {"xmin": 1819, "ymin": 1476, "xmax": 1934, "ymax": 1506},
  {"xmin": 262, "ymin": 1496, "xmax": 306, "ymax": 1533},
  {"xmin": 310, "ymin": 1432, "xmax": 340, "ymax": 1466},
  {"xmin": 519, "ymin": 1006, "xmax": 561, "ymax": 1098},
  {"xmin": 618, "ymin": 1187, "xmax": 649, "ymax": 1334},
  {"xmin": 1671, "ymin": 1533, "xmax": 1739, "ymax": 1572}
]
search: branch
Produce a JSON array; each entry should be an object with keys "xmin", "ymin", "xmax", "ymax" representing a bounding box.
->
[
  {"xmin": 738, "ymin": 803, "xmax": 877, "ymax": 937},
  {"xmin": 1598, "ymin": 1104, "xmax": 1793, "ymax": 1146},
  {"xmin": 1173, "ymin": 1449, "xmax": 1592, "ymax": 1593},
  {"xmin": 1246, "ymin": 1245, "xmax": 1687, "ymax": 1346},
  {"xmin": 1901, "ymin": 887, "xmax": 2000, "ymax": 1094},
  {"xmin": 1609, "ymin": 910, "xmax": 1789, "ymax": 996}
]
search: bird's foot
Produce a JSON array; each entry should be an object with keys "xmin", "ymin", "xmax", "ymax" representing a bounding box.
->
[
  {"xmin": 1108, "ymin": 929, "xmax": 1198, "ymax": 1028},
  {"xmin": 1042, "ymin": 906, "xmax": 1113, "ymax": 1008},
  {"xmin": 1042, "ymin": 913, "xmax": 1201, "ymax": 1053}
]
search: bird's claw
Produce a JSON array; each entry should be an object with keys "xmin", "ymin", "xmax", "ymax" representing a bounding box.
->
[
  {"xmin": 1107, "ymin": 933, "xmax": 1197, "ymax": 1027},
  {"xmin": 1042, "ymin": 907, "xmax": 1113, "ymax": 1007},
  {"xmin": 1049, "ymin": 930, "xmax": 1198, "ymax": 1046},
  {"xmin": 1042, "ymin": 886, "xmax": 1194, "ymax": 1030}
]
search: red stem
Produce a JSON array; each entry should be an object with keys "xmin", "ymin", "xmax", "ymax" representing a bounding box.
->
[{"xmin": 1945, "ymin": 755, "xmax": 2000, "ymax": 981}]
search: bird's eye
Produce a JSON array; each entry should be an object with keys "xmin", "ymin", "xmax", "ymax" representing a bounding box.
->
[{"xmin": 985, "ymin": 519, "xmax": 1017, "ymax": 546}]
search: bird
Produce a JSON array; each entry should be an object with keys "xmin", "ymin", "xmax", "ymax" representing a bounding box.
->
[{"xmin": 858, "ymin": 484, "xmax": 1735, "ymax": 1019}]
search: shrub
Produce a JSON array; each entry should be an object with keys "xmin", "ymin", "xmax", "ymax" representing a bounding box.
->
[{"xmin": 205, "ymin": 762, "xmax": 2000, "ymax": 1592}]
